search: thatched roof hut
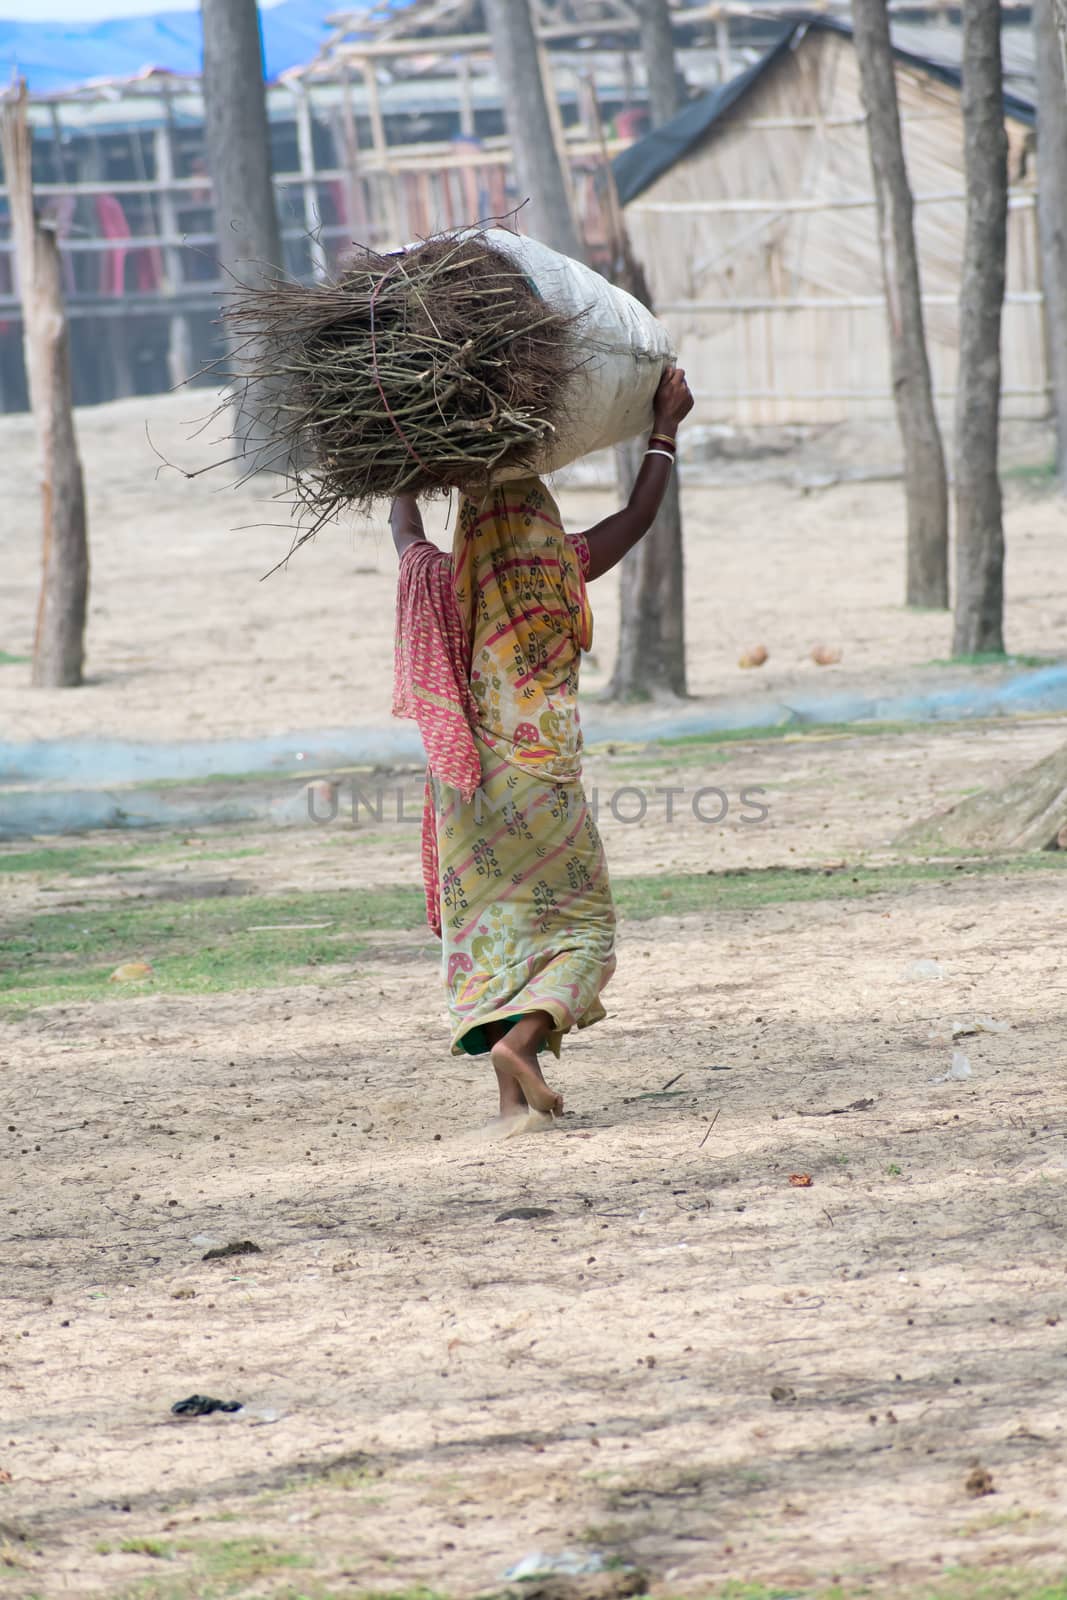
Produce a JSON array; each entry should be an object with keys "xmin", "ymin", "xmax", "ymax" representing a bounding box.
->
[{"xmin": 618, "ymin": 16, "xmax": 1044, "ymax": 427}]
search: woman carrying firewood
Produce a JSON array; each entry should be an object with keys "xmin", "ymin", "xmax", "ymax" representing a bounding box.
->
[{"xmin": 391, "ymin": 366, "xmax": 693, "ymax": 1122}]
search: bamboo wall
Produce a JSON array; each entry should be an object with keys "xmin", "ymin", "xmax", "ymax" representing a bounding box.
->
[{"xmin": 625, "ymin": 27, "xmax": 1047, "ymax": 426}]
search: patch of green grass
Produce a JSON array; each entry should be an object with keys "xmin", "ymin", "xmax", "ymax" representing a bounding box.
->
[
  {"xmin": 6, "ymin": 856, "xmax": 1067, "ymax": 1012},
  {"xmin": 96, "ymin": 1536, "xmax": 317, "ymax": 1599},
  {"xmin": 1002, "ymin": 457, "xmax": 1058, "ymax": 483},
  {"xmin": 0, "ymin": 841, "xmax": 264, "ymax": 876},
  {"xmin": 656, "ymin": 719, "xmax": 926, "ymax": 751},
  {"xmin": 0, "ymin": 650, "xmax": 30, "ymax": 666},
  {"xmin": 136, "ymin": 768, "xmax": 310, "ymax": 792},
  {"xmin": 886, "ymin": 1163, "xmax": 903, "ymax": 1177},
  {"xmin": 956, "ymin": 1507, "xmax": 1044, "ymax": 1537},
  {"xmin": 691, "ymin": 1573, "xmax": 1067, "ymax": 1600},
  {"xmin": 916, "ymin": 1572, "xmax": 1067, "ymax": 1600},
  {"xmin": 921, "ymin": 652, "xmax": 1058, "ymax": 670},
  {"xmin": 710, "ymin": 1587, "xmax": 799, "ymax": 1600},
  {"xmin": 178, "ymin": 1536, "xmax": 309, "ymax": 1580},
  {"xmin": 118, "ymin": 1538, "xmax": 174, "ymax": 1559},
  {"xmin": 614, "ymin": 852, "xmax": 1067, "ymax": 921},
  {"xmin": 0, "ymin": 882, "xmax": 425, "ymax": 1010},
  {"xmin": 131, "ymin": 763, "xmax": 421, "ymax": 794}
]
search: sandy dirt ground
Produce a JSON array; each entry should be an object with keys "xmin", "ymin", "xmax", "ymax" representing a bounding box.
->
[
  {"xmin": 3, "ymin": 395, "xmax": 1067, "ymax": 1599},
  {"xmin": 1, "ymin": 393, "xmax": 1066, "ymax": 746}
]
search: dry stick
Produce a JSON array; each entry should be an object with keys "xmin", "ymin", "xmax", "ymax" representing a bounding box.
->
[
  {"xmin": 698, "ymin": 1108, "xmax": 722, "ymax": 1148},
  {"xmin": 199, "ymin": 227, "xmax": 582, "ymax": 525}
]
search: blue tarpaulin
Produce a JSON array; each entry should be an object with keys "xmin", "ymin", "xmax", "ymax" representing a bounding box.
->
[{"xmin": 0, "ymin": 2, "xmax": 409, "ymax": 95}]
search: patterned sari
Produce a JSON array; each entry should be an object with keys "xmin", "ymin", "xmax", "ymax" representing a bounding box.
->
[{"xmin": 394, "ymin": 477, "xmax": 616, "ymax": 1058}]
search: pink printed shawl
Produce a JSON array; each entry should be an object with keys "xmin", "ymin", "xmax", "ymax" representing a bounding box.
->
[{"xmin": 392, "ymin": 540, "xmax": 482, "ymax": 935}]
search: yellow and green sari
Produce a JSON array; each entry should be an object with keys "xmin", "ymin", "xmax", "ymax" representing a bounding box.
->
[{"xmin": 395, "ymin": 477, "xmax": 616, "ymax": 1058}]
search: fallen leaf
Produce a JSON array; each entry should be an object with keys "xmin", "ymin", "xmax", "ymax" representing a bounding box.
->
[
  {"xmin": 965, "ymin": 1461, "xmax": 995, "ymax": 1498},
  {"xmin": 811, "ymin": 643, "xmax": 843, "ymax": 666},
  {"xmin": 788, "ymin": 1173, "xmax": 813, "ymax": 1187},
  {"xmin": 0, "ymin": 1467, "xmax": 13, "ymax": 1484},
  {"xmin": 770, "ymin": 1384, "xmax": 796, "ymax": 1403},
  {"xmin": 109, "ymin": 961, "xmax": 153, "ymax": 983},
  {"xmin": 738, "ymin": 645, "xmax": 769, "ymax": 669}
]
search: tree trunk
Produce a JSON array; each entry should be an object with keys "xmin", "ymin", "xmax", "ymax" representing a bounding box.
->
[
  {"xmin": 1052, "ymin": 0, "xmax": 1067, "ymax": 83},
  {"xmin": 606, "ymin": 249, "xmax": 687, "ymax": 700},
  {"xmin": 852, "ymin": 0, "xmax": 949, "ymax": 608},
  {"xmin": 609, "ymin": 436, "xmax": 686, "ymax": 698},
  {"xmin": 953, "ymin": 0, "xmax": 1008, "ymax": 658},
  {"xmin": 482, "ymin": 0, "xmax": 583, "ymax": 258},
  {"xmin": 598, "ymin": 26, "xmax": 688, "ymax": 701},
  {"xmin": 1033, "ymin": 0, "xmax": 1067, "ymax": 488},
  {"xmin": 200, "ymin": 0, "xmax": 284, "ymax": 470},
  {"xmin": 1, "ymin": 82, "xmax": 88, "ymax": 689},
  {"xmin": 636, "ymin": 0, "xmax": 686, "ymax": 125}
]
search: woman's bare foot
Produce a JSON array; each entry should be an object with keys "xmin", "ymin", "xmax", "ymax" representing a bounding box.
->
[
  {"xmin": 485, "ymin": 1020, "xmax": 528, "ymax": 1118},
  {"xmin": 491, "ymin": 1012, "xmax": 562, "ymax": 1116},
  {"xmin": 494, "ymin": 1059, "xmax": 529, "ymax": 1118}
]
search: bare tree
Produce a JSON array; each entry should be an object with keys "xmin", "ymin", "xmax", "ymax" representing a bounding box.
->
[
  {"xmin": 484, "ymin": 0, "xmax": 686, "ymax": 698},
  {"xmin": 1, "ymin": 83, "xmax": 88, "ymax": 688},
  {"xmin": 953, "ymin": 0, "xmax": 1008, "ymax": 657},
  {"xmin": 606, "ymin": 6, "xmax": 688, "ymax": 699},
  {"xmin": 200, "ymin": 0, "xmax": 284, "ymax": 467},
  {"xmin": 636, "ymin": 0, "xmax": 686, "ymax": 125},
  {"xmin": 608, "ymin": 247, "xmax": 687, "ymax": 699},
  {"xmin": 483, "ymin": 0, "xmax": 583, "ymax": 258},
  {"xmin": 1033, "ymin": 0, "xmax": 1067, "ymax": 487},
  {"xmin": 852, "ymin": 0, "xmax": 949, "ymax": 608}
]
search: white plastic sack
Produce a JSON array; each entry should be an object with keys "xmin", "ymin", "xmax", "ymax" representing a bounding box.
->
[{"xmin": 472, "ymin": 229, "xmax": 675, "ymax": 478}]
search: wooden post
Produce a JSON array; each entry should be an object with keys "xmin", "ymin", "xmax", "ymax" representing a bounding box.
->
[
  {"xmin": 457, "ymin": 53, "xmax": 476, "ymax": 137},
  {"xmin": 361, "ymin": 56, "xmax": 401, "ymax": 247},
  {"xmin": 293, "ymin": 82, "xmax": 329, "ymax": 278},
  {"xmin": 155, "ymin": 90, "xmax": 194, "ymax": 388},
  {"xmin": 339, "ymin": 65, "xmax": 368, "ymax": 234},
  {"xmin": 1033, "ymin": 0, "xmax": 1067, "ymax": 486},
  {"xmin": 1, "ymin": 82, "xmax": 89, "ymax": 689},
  {"xmin": 716, "ymin": 11, "xmax": 732, "ymax": 84}
]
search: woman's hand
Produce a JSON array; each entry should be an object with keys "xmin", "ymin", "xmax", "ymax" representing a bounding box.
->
[
  {"xmin": 579, "ymin": 367, "xmax": 693, "ymax": 582},
  {"xmin": 652, "ymin": 366, "xmax": 694, "ymax": 438}
]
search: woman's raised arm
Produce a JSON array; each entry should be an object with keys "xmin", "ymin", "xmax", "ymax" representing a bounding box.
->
[
  {"xmin": 390, "ymin": 493, "xmax": 428, "ymax": 558},
  {"xmin": 579, "ymin": 367, "xmax": 693, "ymax": 582}
]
